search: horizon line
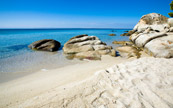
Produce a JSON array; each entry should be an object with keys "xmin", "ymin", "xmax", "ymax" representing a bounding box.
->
[{"xmin": 0, "ymin": 28, "xmax": 133, "ymax": 30}]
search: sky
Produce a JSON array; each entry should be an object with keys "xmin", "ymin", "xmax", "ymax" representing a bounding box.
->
[{"xmin": 0, "ymin": 0, "xmax": 171, "ymax": 28}]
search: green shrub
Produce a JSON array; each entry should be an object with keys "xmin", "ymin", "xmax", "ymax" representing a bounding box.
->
[
  {"xmin": 170, "ymin": 1, "xmax": 173, "ymax": 10},
  {"xmin": 168, "ymin": 12, "xmax": 173, "ymax": 17},
  {"xmin": 169, "ymin": 1, "xmax": 173, "ymax": 17}
]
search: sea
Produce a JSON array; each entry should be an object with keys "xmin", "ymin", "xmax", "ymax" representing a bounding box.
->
[{"xmin": 0, "ymin": 29, "xmax": 130, "ymax": 73}]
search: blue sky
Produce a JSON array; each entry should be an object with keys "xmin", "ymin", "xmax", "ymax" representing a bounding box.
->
[{"xmin": 0, "ymin": 0, "xmax": 171, "ymax": 28}]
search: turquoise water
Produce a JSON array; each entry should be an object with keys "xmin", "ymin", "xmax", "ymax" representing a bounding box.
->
[{"xmin": 0, "ymin": 29, "xmax": 130, "ymax": 72}]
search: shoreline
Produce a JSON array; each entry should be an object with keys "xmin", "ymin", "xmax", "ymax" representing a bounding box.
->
[
  {"xmin": 0, "ymin": 55, "xmax": 136, "ymax": 107},
  {"xmin": 1, "ymin": 56, "xmax": 172, "ymax": 108},
  {"xmin": 0, "ymin": 49, "xmax": 149, "ymax": 84}
]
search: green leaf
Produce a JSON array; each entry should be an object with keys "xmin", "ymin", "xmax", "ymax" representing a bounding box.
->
[
  {"xmin": 170, "ymin": 1, "xmax": 173, "ymax": 10},
  {"xmin": 168, "ymin": 12, "xmax": 173, "ymax": 17}
]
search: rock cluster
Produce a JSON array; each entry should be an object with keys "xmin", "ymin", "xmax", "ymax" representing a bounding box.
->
[
  {"xmin": 63, "ymin": 34, "xmax": 116, "ymax": 60},
  {"xmin": 129, "ymin": 13, "xmax": 173, "ymax": 58},
  {"xmin": 28, "ymin": 39, "xmax": 61, "ymax": 52}
]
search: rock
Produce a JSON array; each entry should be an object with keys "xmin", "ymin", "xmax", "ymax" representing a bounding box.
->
[
  {"xmin": 133, "ymin": 13, "xmax": 169, "ymax": 32},
  {"xmin": 63, "ymin": 44, "xmax": 94, "ymax": 54},
  {"xmin": 155, "ymin": 30, "xmax": 160, "ymax": 32},
  {"xmin": 129, "ymin": 13, "xmax": 173, "ymax": 58},
  {"xmin": 144, "ymin": 33, "xmax": 173, "ymax": 58},
  {"xmin": 129, "ymin": 32, "xmax": 141, "ymax": 41},
  {"xmin": 143, "ymin": 27, "xmax": 154, "ymax": 33},
  {"xmin": 116, "ymin": 46, "xmax": 141, "ymax": 58},
  {"xmin": 112, "ymin": 41, "xmax": 133, "ymax": 46},
  {"xmin": 28, "ymin": 39, "xmax": 61, "ymax": 52},
  {"xmin": 170, "ymin": 27, "xmax": 173, "ymax": 32},
  {"xmin": 168, "ymin": 18, "xmax": 173, "ymax": 27},
  {"xmin": 75, "ymin": 51, "xmax": 101, "ymax": 60},
  {"xmin": 93, "ymin": 45, "xmax": 107, "ymax": 50},
  {"xmin": 135, "ymin": 32, "xmax": 167, "ymax": 47},
  {"xmin": 111, "ymin": 30, "xmax": 116, "ymax": 32},
  {"xmin": 98, "ymin": 49, "xmax": 116, "ymax": 56},
  {"xmin": 63, "ymin": 34, "xmax": 116, "ymax": 60},
  {"xmin": 130, "ymin": 31, "xmax": 173, "ymax": 58},
  {"xmin": 120, "ymin": 30, "xmax": 136, "ymax": 36},
  {"xmin": 108, "ymin": 34, "xmax": 116, "ymax": 36},
  {"xmin": 120, "ymin": 33, "xmax": 127, "ymax": 36}
]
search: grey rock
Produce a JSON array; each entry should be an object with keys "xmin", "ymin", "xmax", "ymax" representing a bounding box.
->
[{"xmin": 28, "ymin": 39, "xmax": 61, "ymax": 52}]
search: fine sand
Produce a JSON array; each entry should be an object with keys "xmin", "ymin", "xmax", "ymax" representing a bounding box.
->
[
  {"xmin": 0, "ymin": 56, "xmax": 173, "ymax": 108},
  {"xmin": 0, "ymin": 55, "xmax": 134, "ymax": 108}
]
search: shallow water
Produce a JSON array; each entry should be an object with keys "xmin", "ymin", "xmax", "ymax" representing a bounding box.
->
[{"xmin": 0, "ymin": 29, "xmax": 130, "ymax": 73}]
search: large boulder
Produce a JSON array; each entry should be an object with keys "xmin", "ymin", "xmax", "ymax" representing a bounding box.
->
[
  {"xmin": 144, "ymin": 33, "xmax": 173, "ymax": 58},
  {"xmin": 134, "ymin": 32, "xmax": 167, "ymax": 47},
  {"xmin": 129, "ymin": 13, "xmax": 173, "ymax": 58},
  {"xmin": 116, "ymin": 46, "xmax": 141, "ymax": 58},
  {"xmin": 28, "ymin": 39, "xmax": 61, "ymax": 52},
  {"xmin": 133, "ymin": 13, "xmax": 169, "ymax": 32},
  {"xmin": 63, "ymin": 34, "xmax": 116, "ymax": 60},
  {"xmin": 168, "ymin": 18, "xmax": 173, "ymax": 27}
]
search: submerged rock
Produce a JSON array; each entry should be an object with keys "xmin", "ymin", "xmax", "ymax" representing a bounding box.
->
[
  {"xmin": 63, "ymin": 34, "xmax": 116, "ymax": 60},
  {"xmin": 120, "ymin": 30, "xmax": 136, "ymax": 36},
  {"xmin": 28, "ymin": 39, "xmax": 61, "ymax": 52},
  {"xmin": 108, "ymin": 34, "xmax": 116, "ymax": 36}
]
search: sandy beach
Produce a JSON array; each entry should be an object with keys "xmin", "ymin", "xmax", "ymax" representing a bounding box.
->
[
  {"xmin": 0, "ymin": 55, "xmax": 173, "ymax": 108},
  {"xmin": 0, "ymin": 55, "xmax": 135, "ymax": 108},
  {"xmin": 0, "ymin": 2, "xmax": 173, "ymax": 107}
]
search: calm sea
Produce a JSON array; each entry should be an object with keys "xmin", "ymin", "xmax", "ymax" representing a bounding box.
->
[{"xmin": 0, "ymin": 29, "xmax": 130, "ymax": 73}]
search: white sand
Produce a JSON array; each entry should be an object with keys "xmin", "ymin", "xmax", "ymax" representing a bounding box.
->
[
  {"xmin": 1, "ymin": 56, "xmax": 173, "ymax": 108},
  {"xmin": 0, "ymin": 55, "xmax": 133, "ymax": 108}
]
